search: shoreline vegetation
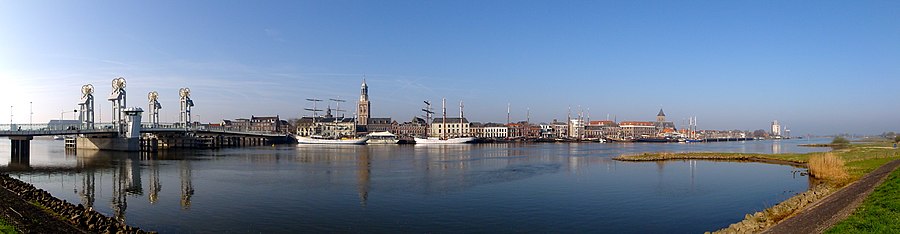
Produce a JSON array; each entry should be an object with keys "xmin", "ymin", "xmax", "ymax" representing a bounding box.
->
[{"xmin": 613, "ymin": 140, "xmax": 900, "ymax": 233}]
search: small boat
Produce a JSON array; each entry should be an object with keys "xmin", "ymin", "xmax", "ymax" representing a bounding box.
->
[
  {"xmin": 53, "ymin": 135, "xmax": 65, "ymax": 140},
  {"xmin": 367, "ymin": 132, "xmax": 400, "ymax": 144},
  {"xmin": 295, "ymin": 135, "xmax": 368, "ymax": 145},
  {"xmin": 414, "ymin": 137, "xmax": 476, "ymax": 144},
  {"xmin": 684, "ymin": 139, "xmax": 703, "ymax": 143},
  {"xmin": 635, "ymin": 137, "xmax": 673, "ymax": 143}
]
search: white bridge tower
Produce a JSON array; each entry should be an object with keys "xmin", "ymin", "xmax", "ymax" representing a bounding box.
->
[
  {"xmin": 79, "ymin": 84, "xmax": 95, "ymax": 129},
  {"xmin": 148, "ymin": 91, "xmax": 161, "ymax": 127},
  {"xmin": 179, "ymin": 88, "xmax": 194, "ymax": 128},
  {"xmin": 107, "ymin": 77, "xmax": 127, "ymax": 134}
]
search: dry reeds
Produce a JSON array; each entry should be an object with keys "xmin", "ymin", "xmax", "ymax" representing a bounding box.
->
[{"xmin": 808, "ymin": 153, "xmax": 850, "ymax": 184}]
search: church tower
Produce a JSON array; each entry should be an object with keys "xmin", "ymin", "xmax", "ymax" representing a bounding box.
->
[
  {"xmin": 357, "ymin": 78, "xmax": 370, "ymax": 125},
  {"xmin": 656, "ymin": 108, "xmax": 666, "ymax": 122}
]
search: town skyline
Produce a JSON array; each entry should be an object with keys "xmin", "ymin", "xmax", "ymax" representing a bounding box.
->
[{"xmin": 3, "ymin": 1, "xmax": 899, "ymax": 135}]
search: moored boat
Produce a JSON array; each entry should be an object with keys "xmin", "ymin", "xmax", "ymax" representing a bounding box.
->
[
  {"xmin": 414, "ymin": 137, "xmax": 476, "ymax": 144},
  {"xmin": 367, "ymin": 132, "xmax": 400, "ymax": 144},
  {"xmin": 295, "ymin": 135, "xmax": 368, "ymax": 145}
]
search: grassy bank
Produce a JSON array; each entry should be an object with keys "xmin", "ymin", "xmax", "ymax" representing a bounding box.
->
[
  {"xmin": 0, "ymin": 218, "xmax": 16, "ymax": 234},
  {"xmin": 613, "ymin": 141, "xmax": 900, "ymax": 233},
  {"xmin": 826, "ymin": 163, "xmax": 900, "ymax": 233}
]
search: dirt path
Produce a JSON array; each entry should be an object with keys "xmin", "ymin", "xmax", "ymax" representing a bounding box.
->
[{"xmin": 764, "ymin": 159, "xmax": 900, "ymax": 234}]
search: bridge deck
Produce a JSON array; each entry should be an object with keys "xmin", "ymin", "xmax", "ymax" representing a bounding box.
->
[{"xmin": 0, "ymin": 123, "xmax": 287, "ymax": 138}]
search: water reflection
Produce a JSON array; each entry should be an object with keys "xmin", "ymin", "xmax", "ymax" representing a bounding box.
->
[
  {"xmin": 0, "ymin": 139, "xmax": 830, "ymax": 233},
  {"xmin": 357, "ymin": 147, "xmax": 370, "ymax": 206},
  {"xmin": 148, "ymin": 158, "xmax": 160, "ymax": 204},
  {"xmin": 180, "ymin": 160, "xmax": 194, "ymax": 210}
]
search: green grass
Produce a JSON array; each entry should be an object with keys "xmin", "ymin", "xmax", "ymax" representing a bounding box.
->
[
  {"xmin": 826, "ymin": 165, "xmax": 900, "ymax": 233},
  {"xmin": 0, "ymin": 218, "xmax": 17, "ymax": 234}
]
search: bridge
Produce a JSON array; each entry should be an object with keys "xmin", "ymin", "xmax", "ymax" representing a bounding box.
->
[{"xmin": 1, "ymin": 77, "xmax": 291, "ymax": 161}]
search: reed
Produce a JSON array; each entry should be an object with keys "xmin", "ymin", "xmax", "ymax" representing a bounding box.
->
[{"xmin": 808, "ymin": 153, "xmax": 850, "ymax": 184}]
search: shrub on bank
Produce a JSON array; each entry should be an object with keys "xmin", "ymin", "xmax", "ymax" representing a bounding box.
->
[{"xmin": 832, "ymin": 136, "xmax": 850, "ymax": 145}]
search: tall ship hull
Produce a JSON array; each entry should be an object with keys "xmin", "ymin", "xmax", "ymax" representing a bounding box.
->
[
  {"xmin": 295, "ymin": 135, "xmax": 368, "ymax": 145},
  {"xmin": 414, "ymin": 137, "xmax": 476, "ymax": 144}
]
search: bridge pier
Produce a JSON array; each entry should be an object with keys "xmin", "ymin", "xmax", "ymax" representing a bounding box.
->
[{"xmin": 9, "ymin": 136, "xmax": 32, "ymax": 167}]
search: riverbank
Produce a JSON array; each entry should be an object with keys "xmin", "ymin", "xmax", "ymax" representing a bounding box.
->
[
  {"xmin": 766, "ymin": 159, "xmax": 900, "ymax": 233},
  {"xmin": 0, "ymin": 174, "xmax": 153, "ymax": 233},
  {"xmin": 613, "ymin": 142, "xmax": 900, "ymax": 233},
  {"xmin": 826, "ymin": 159, "xmax": 900, "ymax": 232}
]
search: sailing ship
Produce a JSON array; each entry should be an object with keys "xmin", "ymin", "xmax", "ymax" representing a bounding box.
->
[
  {"xmin": 295, "ymin": 98, "xmax": 368, "ymax": 145},
  {"xmin": 414, "ymin": 98, "xmax": 475, "ymax": 144}
]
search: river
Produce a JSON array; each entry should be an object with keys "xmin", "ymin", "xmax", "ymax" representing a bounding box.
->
[{"xmin": 0, "ymin": 138, "xmax": 829, "ymax": 233}]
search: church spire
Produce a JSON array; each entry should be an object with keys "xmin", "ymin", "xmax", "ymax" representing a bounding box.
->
[{"xmin": 357, "ymin": 76, "xmax": 370, "ymax": 126}]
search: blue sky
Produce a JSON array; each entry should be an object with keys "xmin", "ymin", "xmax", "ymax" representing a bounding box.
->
[{"xmin": 1, "ymin": 1, "xmax": 899, "ymax": 135}]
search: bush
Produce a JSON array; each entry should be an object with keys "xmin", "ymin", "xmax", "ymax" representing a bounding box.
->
[
  {"xmin": 894, "ymin": 135, "xmax": 900, "ymax": 143},
  {"xmin": 832, "ymin": 136, "xmax": 850, "ymax": 145}
]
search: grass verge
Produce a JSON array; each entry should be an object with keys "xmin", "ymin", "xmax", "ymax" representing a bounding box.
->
[
  {"xmin": 826, "ymin": 164, "xmax": 900, "ymax": 233},
  {"xmin": 0, "ymin": 218, "xmax": 17, "ymax": 234}
]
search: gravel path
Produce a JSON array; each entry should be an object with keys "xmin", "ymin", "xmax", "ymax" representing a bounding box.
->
[{"xmin": 764, "ymin": 159, "xmax": 900, "ymax": 234}]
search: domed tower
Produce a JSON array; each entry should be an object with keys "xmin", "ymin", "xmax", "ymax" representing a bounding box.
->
[
  {"xmin": 357, "ymin": 78, "xmax": 370, "ymax": 125},
  {"xmin": 656, "ymin": 108, "xmax": 666, "ymax": 122}
]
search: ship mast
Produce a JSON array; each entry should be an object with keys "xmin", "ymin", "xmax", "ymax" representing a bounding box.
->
[
  {"xmin": 459, "ymin": 100, "xmax": 464, "ymax": 137},
  {"xmin": 422, "ymin": 100, "xmax": 433, "ymax": 138},
  {"xmin": 442, "ymin": 98, "xmax": 447, "ymax": 140}
]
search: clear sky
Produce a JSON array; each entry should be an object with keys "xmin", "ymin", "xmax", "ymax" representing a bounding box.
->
[{"xmin": 2, "ymin": 1, "xmax": 899, "ymax": 135}]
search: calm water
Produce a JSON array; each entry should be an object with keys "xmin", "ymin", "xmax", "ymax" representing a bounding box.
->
[{"xmin": 0, "ymin": 138, "xmax": 829, "ymax": 233}]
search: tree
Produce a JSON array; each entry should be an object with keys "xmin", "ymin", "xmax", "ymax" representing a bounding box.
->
[
  {"xmin": 894, "ymin": 135, "xmax": 900, "ymax": 143},
  {"xmin": 832, "ymin": 136, "xmax": 850, "ymax": 145},
  {"xmin": 752, "ymin": 129, "xmax": 769, "ymax": 138}
]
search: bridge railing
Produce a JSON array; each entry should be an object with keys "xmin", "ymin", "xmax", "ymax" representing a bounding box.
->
[
  {"xmin": 140, "ymin": 122, "xmax": 287, "ymax": 136},
  {"xmin": 2, "ymin": 122, "xmax": 286, "ymax": 136}
]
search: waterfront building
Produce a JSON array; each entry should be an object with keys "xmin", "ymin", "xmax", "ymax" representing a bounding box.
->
[
  {"xmin": 619, "ymin": 121, "xmax": 657, "ymax": 139},
  {"xmin": 357, "ymin": 79, "xmax": 370, "ymax": 126},
  {"xmin": 431, "ymin": 117, "xmax": 470, "ymax": 137},
  {"xmin": 506, "ymin": 122, "xmax": 540, "ymax": 139},
  {"xmin": 569, "ymin": 118, "xmax": 585, "ymax": 139},
  {"xmin": 295, "ymin": 109, "xmax": 357, "ymax": 137},
  {"xmin": 584, "ymin": 125, "xmax": 604, "ymax": 139},
  {"xmin": 222, "ymin": 118, "xmax": 251, "ymax": 131},
  {"xmin": 539, "ymin": 123, "xmax": 554, "ymax": 138},
  {"xmin": 295, "ymin": 116, "xmax": 357, "ymax": 137},
  {"xmin": 249, "ymin": 115, "xmax": 283, "ymax": 133},
  {"xmin": 771, "ymin": 120, "xmax": 782, "ymax": 137},
  {"xmin": 587, "ymin": 120, "xmax": 620, "ymax": 139},
  {"xmin": 366, "ymin": 117, "xmax": 396, "ymax": 133},
  {"xmin": 471, "ymin": 122, "xmax": 508, "ymax": 139},
  {"xmin": 395, "ymin": 117, "xmax": 426, "ymax": 138},
  {"xmin": 551, "ymin": 121, "xmax": 569, "ymax": 139}
]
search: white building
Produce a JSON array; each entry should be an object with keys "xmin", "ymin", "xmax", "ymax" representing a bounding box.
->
[
  {"xmin": 431, "ymin": 117, "xmax": 470, "ymax": 137},
  {"xmin": 569, "ymin": 119, "xmax": 585, "ymax": 139},
  {"xmin": 771, "ymin": 120, "xmax": 782, "ymax": 136}
]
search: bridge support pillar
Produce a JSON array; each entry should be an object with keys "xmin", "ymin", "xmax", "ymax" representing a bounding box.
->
[{"xmin": 9, "ymin": 136, "xmax": 33, "ymax": 164}]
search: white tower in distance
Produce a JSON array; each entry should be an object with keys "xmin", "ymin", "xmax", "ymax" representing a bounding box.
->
[{"xmin": 771, "ymin": 120, "xmax": 782, "ymax": 137}]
